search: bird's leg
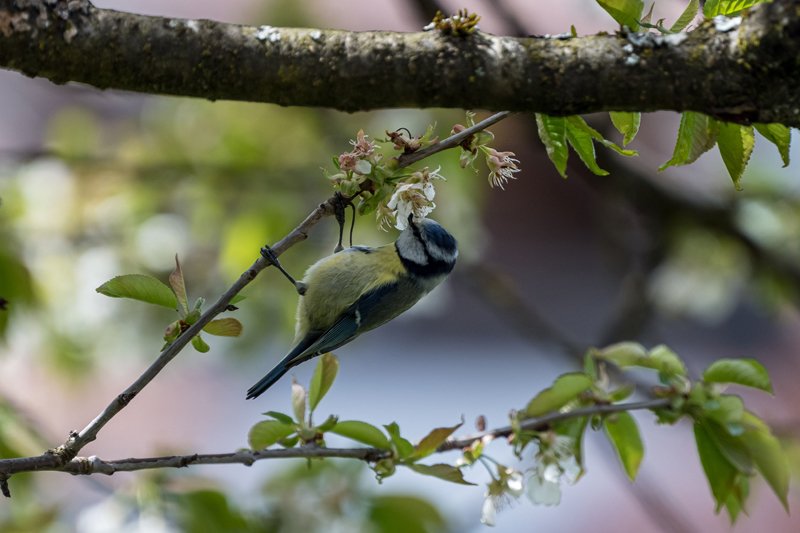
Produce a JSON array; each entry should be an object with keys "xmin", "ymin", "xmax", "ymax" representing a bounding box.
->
[
  {"xmin": 332, "ymin": 192, "xmax": 350, "ymax": 253},
  {"xmin": 260, "ymin": 246, "xmax": 307, "ymax": 295}
]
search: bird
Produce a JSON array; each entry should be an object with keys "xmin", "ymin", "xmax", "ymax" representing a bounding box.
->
[{"xmin": 246, "ymin": 216, "xmax": 458, "ymax": 399}]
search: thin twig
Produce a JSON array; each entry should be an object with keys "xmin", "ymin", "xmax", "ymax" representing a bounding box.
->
[{"xmin": 396, "ymin": 111, "xmax": 513, "ymax": 168}]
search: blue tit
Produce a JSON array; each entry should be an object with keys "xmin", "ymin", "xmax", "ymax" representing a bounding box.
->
[{"xmin": 246, "ymin": 217, "xmax": 457, "ymax": 399}]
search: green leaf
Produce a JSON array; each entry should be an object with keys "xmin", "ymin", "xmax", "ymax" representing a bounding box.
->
[
  {"xmin": 248, "ymin": 420, "xmax": 296, "ymax": 449},
  {"xmin": 604, "ymin": 412, "xmax": 644, "ymax": 480},
  {"xmin": 659, "ymin": 112, "xmax": 719, "ymax": 170},
  {"xmin": 648, "ymin": 345, "xmax": 688, "ymax": 378},
  {"xmin": 368, "ymin": 495, "xmax": 446, "ymax": 533},
  {"xmin": 703, "ymin": 358, "xmax": 772, "ymax": 393},
  {"xmin": 694, "ymin": 421, "xmax": 741, "ymax": 513},
  {"xmin": 414, "ymin": 422, "xmax": 463, "ymax": 459},
  {"xmin": 717, "ymin": 122, "xmax": 755, "ymax": 190},
  {"xmin": 702, "ymin": 419, "xmax": 753, "ymax": 474},
  {"xmin": 525, "ymin": 373, "xmax": 593, "ymax": 417},
  {"xmin": 739, "ymin": 411, "xmax": 790, "ymax": 511},
  {"xmin": 331, "ymin": 420, "xmax": 391, "ymax": 449},
  {"xmin": 565, "ymin": 118, "xmax": 608, "ymax": 176},
  {"xmin": 263, "ymin": 410, "xmax": 294, "ymax": 424},
  {"xmin": 610, "ymin": 112, "xmax": 641, "ymax": 146},
  {"xmin": 385, "ymin": 422, "xmax": 415, "ymax": 459},
  {"xmin": 203, "ymin": 318, "xmax": 243, "ymax": 337},
  {"xmin": 593, "ymin": 342, "xmax": 648, "ymax": 367},
  {"xmin": 670, "ymin": 0, "xmax": 699, "ymax": 32},
  {"xmin": 754, "ymin": 123, "xmax": 791, "ymax": 167},
  {"xmin": 704, "ymin": 394, "xmax": 745, "ymax": 432},
  {"xmin": 308, "ymin": 353, "xmax": 339, "ymax": 413},
  {"xmin": 535, "ymin": 114, "xmax": 569, "ymax": 177},
  {"xmin": 567, "ymin": 116, "xmax": 637, "ymax": 157},
  {"xmin": 553, "ymin": 416, "xmax": 589, "ymax": 473},
  {"xmin": 191, "ymin": 335, "xmax": 210, "ymax": 353},
  {"xmin": 704, "ymin": 0, "xmax": 763, "ymax": 17},
  {"xmin": 315, "ymin": 414, "xmax": 339, "ymax": 433},
  {"xmin": 723, "ymin": 475, "xmax": 749, "ymax": 523},
  {"xmin": 96, "ymin": 274, "xmax": 178, "ymax": 309},
  {"xmin": 169, "ymin": 255, "xmax": 189, "ymax": 314},
  {"xmin": 596, "ymin": 0, "xmax": 644, "ymax": 30},
  {"xmin": 405, "ymin": 464, "xmax": 476, "ymax": 485}
]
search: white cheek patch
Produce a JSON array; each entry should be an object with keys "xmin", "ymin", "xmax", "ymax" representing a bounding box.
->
[{"xmin": 397, "ymin": 229, "xmax": 429, "ymax": 265}]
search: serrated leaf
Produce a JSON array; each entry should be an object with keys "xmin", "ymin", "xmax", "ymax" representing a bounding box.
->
[
  {"xmin": 565, "ymin": 120, "xmax": 608, "ymax": 176},
  {"xmin": 604, "ymin": 412, "xmax": 644, "ymax": 480},
  {"xmin": 169, "ymin": 255, "xmax": 189, "ymax": 314},
  {"xmin": 308, "ymin": 353, "xmax": 339, "ymax": 413},
  {"xmin": 610, "ymin": 112, "xmax": 641, "ymax": 146},
  {"xmin": 525, "ymin": 373, "xmax": 593, "ymax": 417},
  {"xmin": 263, "ymin": 410, "xmax": 294, "ymax": 424},
  {"xmin": 754, "ymin": 123, "xmax": 791, "ymax": 167},
  {"xmin": 723, "ymin": 475, "xmax": 749, "ymax": 523},
  {"xmin": 96, "ymin": 274, "xmax": 178, "ymax": 309},
  {"xmin": 740, "ymin": 411, "xmax": 790, "ymax": 511},
  {"xmin": 248, "ymin": 420, "xmax": 296, "ymax": 450},
  {"xmin": 332, "ymin": 420, "xmax": 391, "ymax": 449},
  {"xmin": 694, "ymin": 421, "xmax": 740, "ymax": 513},
  {"xmin": 203, "ymin": 318, "xmax": 243, "ymax": 337},
  {"xmin": 703, "ymin": 358, "xmax": 772, "ymax": 393},
  {"xmin": 659, "ymin": 112, "xmax": 719, "ymax": 170},
  {"xmin": 291, "ymin": 381, "xmax": 306, "ymax": 422},
  {"xmin": 704, "ymin": 0, "xmax": 762, "ymax": 17},
  {"xmin": 405, "ymin": 464, "xmax": 476, "ymax": 485},
  {"xmin": 385, "ymin": 422, "xmax": 415, "ymax": 459},
  {"xmin": 671, "ymin": 0, "xmax": 699, "ymax": 31},
  {"xmin": 596, "ymin": 0, "xmax": 644, "ymax": 30},
  {"xmin": 567, "ymin": 116, "xmax": 637, "ymax": 156},
  {"xmin": 414, "ymin": 422, "xmax": 463, "ymax": 459},
  {"xmin": 717, "ymin": 122, "xmax": 755, "ymax": 190},
  {"xmin": 191, "ymin": 335, "xmax": 210, "ymax": 353},
  {"xmin": 535, "ymin": 114, "xmax": 568, "ymax": 177}
]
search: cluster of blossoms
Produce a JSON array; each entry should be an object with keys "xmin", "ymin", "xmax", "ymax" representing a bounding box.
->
[
  {"xmin": 330, "ymin": 118, "xmax": 521, "ymax": 232},
  {"xmin": 479, "ymin": 433, "xmax": 580, "ymax": 527},
  {"xmin": 451, "ymin": 115, "xmax": 521, "ymax": 190},
  {"xmin": 380, "ymin": 167, "xmax": 445, "ymax": 231},
  {"xmin": 327, "ymin": 129, "xmax": 381, "ymax": 197}
]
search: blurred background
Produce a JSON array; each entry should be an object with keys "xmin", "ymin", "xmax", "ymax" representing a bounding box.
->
[{"xmin": 1, "ymin": 0, "xmax": 799, "ymax": 531}]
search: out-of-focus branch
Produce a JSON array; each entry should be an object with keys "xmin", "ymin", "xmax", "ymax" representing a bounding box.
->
[{"xmin": 1, "ymin": 1, "xmax": 799, "ymax": 124}]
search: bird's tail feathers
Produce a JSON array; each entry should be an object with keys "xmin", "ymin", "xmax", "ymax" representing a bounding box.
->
[{"xmin": 245, "ymin": 336, "xmax": 317, "ymax": 400}]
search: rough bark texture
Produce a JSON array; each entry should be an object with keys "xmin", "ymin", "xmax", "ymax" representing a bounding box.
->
[{"xmin": 0, "ymin": 0, "xmax": 798, "ymax": 125}]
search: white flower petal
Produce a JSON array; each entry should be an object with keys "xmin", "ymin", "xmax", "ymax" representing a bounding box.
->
[
  {"xmin": 527, "ymin": 475, "xmax": 561, "ymax": 506},
  {"xmin": 480, "ymin": 497, "xmax": 496, "ymax": 526}
]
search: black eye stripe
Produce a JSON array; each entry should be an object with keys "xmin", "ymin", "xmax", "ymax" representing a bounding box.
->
[{"xmin": 409, "ymin": 221, "xmax": 435, "ymax": 263}]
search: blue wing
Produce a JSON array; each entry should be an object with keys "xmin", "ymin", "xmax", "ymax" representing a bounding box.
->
[{"xmin": 246, "ymin": 280, "xmax": 410, "ymax": 399}]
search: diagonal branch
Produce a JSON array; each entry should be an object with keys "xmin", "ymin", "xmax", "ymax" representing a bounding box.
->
[
  {"xmin": 0, "ymin": 1, "xmax": 799, "ymax": 125},
  {"xmin": 0, "ymin": 108, "xmax": 512, "ymax": 490}
]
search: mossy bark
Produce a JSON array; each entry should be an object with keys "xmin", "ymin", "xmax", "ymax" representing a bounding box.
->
[{"xmin": 0, "ymin": 0, "xmax": 798, "ymax": 125}]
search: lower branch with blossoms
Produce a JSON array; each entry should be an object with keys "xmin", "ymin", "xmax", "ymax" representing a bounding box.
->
[
  {"xmin": 0, "ymin": 110, "xmax": 791, "ymax": 528},
  {"xmin": 0, "ymin": 347, "xmax": 787, "ymax": 528}
]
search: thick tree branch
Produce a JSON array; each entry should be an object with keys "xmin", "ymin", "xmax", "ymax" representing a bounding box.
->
[
  {"xmin": 0, "ymin": 398, "xmax": 671, "ymax": 476},
  {"xmin": 1, "ymin": 1, "xmax": 799, "ymax": 125}
]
